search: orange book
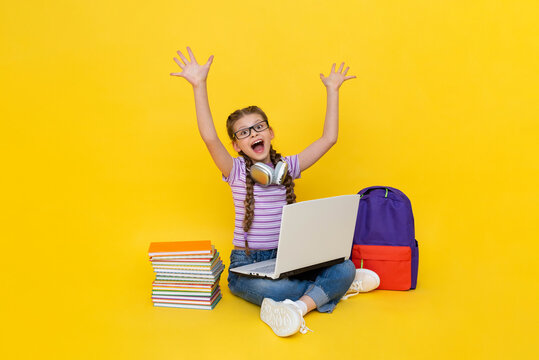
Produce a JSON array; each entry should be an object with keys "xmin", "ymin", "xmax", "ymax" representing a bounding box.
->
[{"xmin": 148, "ymin": 240, "xmax": 212, "ymax": 256}]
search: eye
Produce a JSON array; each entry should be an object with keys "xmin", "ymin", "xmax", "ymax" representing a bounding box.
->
[
  {"xmin": 238, "ymin": 129, "xmax": 250, "ymax": 137},
  {"xmin": 254, "ymin": 123, "xmax": 265, "ymax": 130}
]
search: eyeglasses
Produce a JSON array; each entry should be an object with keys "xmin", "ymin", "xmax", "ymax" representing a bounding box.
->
[{"xmin": 233, "ymin": 120, "xmax": 269, "ymax": 139}]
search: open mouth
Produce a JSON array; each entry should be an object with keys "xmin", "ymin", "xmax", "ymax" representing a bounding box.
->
[{"xmin": 251, "ymin": 139, "xmax": 265, "ymax": 154}]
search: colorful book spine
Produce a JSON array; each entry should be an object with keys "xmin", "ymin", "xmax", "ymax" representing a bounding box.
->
[{"xmin": 148, "ymin": 241, "xmax": 225, "ymax": 310}]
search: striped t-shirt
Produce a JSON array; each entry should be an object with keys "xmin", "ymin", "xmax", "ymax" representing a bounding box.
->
[{"xmin": 222, "ymin": 155, "xmax": 301, "ymax": 250}]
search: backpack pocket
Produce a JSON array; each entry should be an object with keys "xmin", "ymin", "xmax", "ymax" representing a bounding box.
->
[{"xmin": 351, "ymin": 244, "xmax": 412, "ymax": 290}]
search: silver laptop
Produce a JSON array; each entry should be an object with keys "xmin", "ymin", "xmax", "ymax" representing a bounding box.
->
[{"xmin": 230, "ymin": 195, "xmax": 360, "ymax": 279}]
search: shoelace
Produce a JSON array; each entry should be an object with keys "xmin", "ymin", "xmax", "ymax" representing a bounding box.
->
[
  {"xmin": 341, "ymin": 280, "xmax": 363, "ymax": 300},
  {"xmin": 299, "ymin": 318, "xmax": 313, "ymax": 334},
  {"xmin": 284, "ymin": 300, "xmax": 314, "ymax": 334}
]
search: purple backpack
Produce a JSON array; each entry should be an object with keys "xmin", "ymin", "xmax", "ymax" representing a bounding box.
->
[{"xmin": 350, "ymin": 186, "xmax": 418, "ymax": 290}]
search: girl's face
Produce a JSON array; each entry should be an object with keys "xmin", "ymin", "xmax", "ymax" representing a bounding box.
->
[{"xmin": 232, "ymin": 113, "xmax": 274, "ymax": 163}]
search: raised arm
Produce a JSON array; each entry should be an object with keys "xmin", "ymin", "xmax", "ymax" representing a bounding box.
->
[
  {"xmin": 170, "ymin": 47, "xmax": 233, "ymax": 177},
  {"xmin": 298, "ymin": 62, "xmax": 356, "ymax": 172}
]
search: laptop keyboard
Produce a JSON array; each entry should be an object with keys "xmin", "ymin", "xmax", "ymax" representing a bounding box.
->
[{"xmin": 251, "ymin": 264, "xmax": 276, "ymax": 273}]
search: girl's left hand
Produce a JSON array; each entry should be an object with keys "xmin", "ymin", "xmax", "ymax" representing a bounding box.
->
[{"xmin": 320, "ymin": 62, "xmax": 356, "ymax": 90}]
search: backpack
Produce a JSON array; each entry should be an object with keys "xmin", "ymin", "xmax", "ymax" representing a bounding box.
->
[{"xmin": 350, "ymin": 186, "xmax": 418, "ymax": 290}]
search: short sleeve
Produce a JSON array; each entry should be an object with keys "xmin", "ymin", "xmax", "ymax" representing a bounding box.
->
[
  {"xmin": 222, "ymin": 157, "xmax": 245, "ymax": 184},
  {"xmin": 284, "ymin": 154, "xmax": 301, "ymax": 180}
]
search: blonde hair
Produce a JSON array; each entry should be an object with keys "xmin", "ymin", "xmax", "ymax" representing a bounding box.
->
[{"xmin": 226, "ymin": 106, "xmax": 296, "ymax": 254}]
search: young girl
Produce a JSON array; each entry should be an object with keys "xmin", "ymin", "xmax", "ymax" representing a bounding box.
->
[{"xmin": 171, "ymin": 47, "xmax": 380, "ymax": 337}]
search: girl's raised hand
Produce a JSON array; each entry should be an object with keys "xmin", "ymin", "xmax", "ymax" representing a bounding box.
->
[
  {"xmin": 320, "ymin": 62, "xmax": 356, "ymax": 90},
  {"xmin": 170, "ymin": 47, "xmax": 214, "ymax": 87}
]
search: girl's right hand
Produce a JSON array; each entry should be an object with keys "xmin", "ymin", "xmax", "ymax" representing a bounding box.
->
[{"xmin": 170, "ymin": 47, "xmax": 214, "ymax": 87}]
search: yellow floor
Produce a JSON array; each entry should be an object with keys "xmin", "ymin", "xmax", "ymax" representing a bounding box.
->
[{"xmin": 4, "ymin": 233, "xmax": 536, "ymax": 359}]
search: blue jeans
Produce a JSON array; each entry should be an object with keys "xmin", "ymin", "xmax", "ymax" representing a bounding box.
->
[{"xmin": 227, "ymin": 249, "xmax": 356, "ymax": 313}]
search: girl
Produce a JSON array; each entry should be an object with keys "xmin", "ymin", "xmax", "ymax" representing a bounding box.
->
[{"xmin": 170, "ymin": 47, "xmax": 379, "ymax": 337}]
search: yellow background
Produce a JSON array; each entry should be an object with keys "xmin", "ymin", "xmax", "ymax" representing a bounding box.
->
[{"xmin": 1, "ymin": 1, "xmax": 537, "ymax": 359}]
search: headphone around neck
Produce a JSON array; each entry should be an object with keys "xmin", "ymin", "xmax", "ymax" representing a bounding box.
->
[{"xmin": 249, "ymin": 160, "xmax": 288, "ymax": 186}]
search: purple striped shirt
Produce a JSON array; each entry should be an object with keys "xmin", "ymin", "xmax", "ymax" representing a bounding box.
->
[{"xmin": 222, "ymin": 155, "xmax": 301, "ymax": 249}]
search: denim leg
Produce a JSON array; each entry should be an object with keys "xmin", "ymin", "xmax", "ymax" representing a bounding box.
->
[
  {"xmin": 303, "ymin": 260, "xmax": 356, "ymax": 313},
  {"xmin": 228, "ymin": 249, "xmax": 311, "ymax": 306},
  {"xmin": 228, "ymin": 272, "xmax": 313, "ymax": 306},
  {"xmin": 228, "ymin": 250, "xmax": 356, "ymax": 313}
]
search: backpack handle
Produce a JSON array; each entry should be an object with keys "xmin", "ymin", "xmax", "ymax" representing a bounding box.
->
[
  {"xmin": 358, "ymin": 186, "xmax": 411, "ymax": 204},
  {"xmin": 359, "ymin": 186, "xmax": 390, "ymax": 198}
]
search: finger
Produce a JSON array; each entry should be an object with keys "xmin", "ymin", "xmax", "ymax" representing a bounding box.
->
[
  {"xmin": 343, "ymin": 66, "xmax": 350, "ymax": 76},
  {"xmin": 331, "ymin": 63, "xmax": 336, "ymax": 73},
  {"xmin": 173, "ymin": 57, "xmax": 185, "ymax": 69},
  {"xmin": 320, "ymin": 73, "xmax": 325, "ymax": 79},
  {"xmin": 187, "ymin": 46, "xmax": 198, "ymax": 64},
  {"xmin": 170, "ymin": 72, "xmax": 183, "ymax": 76},
  {"xmin": 177, "ymin": 50, "xmax": 189, "ymax": 65},
  {"xmin": 338, "ymin": 62, "xmax": 344, "ymax": 73},
  {"xmin": 206, "ymin": 55, "xmax": 214, "ymax": 66},
  {"xmin": 344, "ymin": 75, "xmax": 357, "ymax": 80}
]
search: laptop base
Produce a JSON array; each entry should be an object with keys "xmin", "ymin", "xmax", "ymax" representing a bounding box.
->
[{"xmin": 230, "ymin": 257, "xmax": 346, "ymax": 280}]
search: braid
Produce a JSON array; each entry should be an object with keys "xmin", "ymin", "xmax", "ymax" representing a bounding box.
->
[
  {"xmin": 240, "ymin": 152, "xmax": 255, "ymax": 255},
  {"xmin": 270, "ymin": 146, "xmax": 296, "ymax": 205}
]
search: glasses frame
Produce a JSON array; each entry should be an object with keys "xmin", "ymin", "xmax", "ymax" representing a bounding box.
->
[{"xmin": 233, "ymin": 120, "xmax": 269, "ymax": 140}]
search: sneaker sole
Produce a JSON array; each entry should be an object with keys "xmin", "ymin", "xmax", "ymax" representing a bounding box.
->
[{"xmin": 260, "ymin": 298, "xmax": 301, "ymax": 337}]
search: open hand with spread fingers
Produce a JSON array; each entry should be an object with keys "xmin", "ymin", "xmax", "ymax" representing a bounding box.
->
[
  {"xmin": 320, "ymin": 62, "xmax": 356, "ymax": 91},
  {"xmin": 170, "ymin": 46, "xmax": 214, "ymax": 87}
]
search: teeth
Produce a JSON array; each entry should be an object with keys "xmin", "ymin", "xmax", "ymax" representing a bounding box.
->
[{"xmin": 252, "ymin": 140, "xmax": 263, "ymax": 146}]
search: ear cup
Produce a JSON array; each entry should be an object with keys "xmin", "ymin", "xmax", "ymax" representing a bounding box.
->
[
  {"xmin": 273, "ymin": 161, "xmax": 289, "ymax": 185},
  {"xmin": 250, "ymin": 163, "xmax": 273, "ymax": 186},
  {"xmin": 250, "ymin": 161, "xmax": 289, "ymax": 186}
]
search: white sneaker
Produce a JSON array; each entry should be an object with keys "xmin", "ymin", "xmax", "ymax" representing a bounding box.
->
[
  {"xmin": 260, "ymin": 298, "xmax": 313, "ymax": 337},
  {"xmin": 342, "ymin": 268, "xmax": 380, "ymax": 299}
]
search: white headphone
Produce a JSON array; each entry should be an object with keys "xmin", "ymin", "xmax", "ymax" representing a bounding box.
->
[{"xmin": 249, "ymin": 160, "xmax": 288, "ymax": 186}]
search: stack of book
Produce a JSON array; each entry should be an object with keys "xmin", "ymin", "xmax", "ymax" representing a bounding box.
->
[{"xmin": 148, "ymin": 240, "xmax": 225, "ymax": 310}]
